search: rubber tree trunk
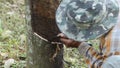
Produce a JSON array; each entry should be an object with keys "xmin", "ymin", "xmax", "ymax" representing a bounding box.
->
[{"xmin": 26, "ymin": 0, "xmax": 63, "ymax": 68}]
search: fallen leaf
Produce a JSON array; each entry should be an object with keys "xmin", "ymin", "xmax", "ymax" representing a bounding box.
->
[
  {"xmin": 0, "ymin": 53, "xmax": 8, "ymax": 59},
  {"xmin": 4, "ymin": 59, "xmax": 15, "ymax": 68}
]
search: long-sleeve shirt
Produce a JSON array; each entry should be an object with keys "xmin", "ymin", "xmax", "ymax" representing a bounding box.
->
[{"xmin": 78, "ymin": 19, "xmax": 120, "ymax": 68}]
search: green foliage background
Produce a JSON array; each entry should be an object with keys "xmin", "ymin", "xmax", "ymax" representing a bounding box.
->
[
  {"xmin": 0, "ymin": 0, "xmax": 26, "ymax": 68},
  {"xmin": 0, "ymin": 0, "xmax": 99, "ymax": 68}
]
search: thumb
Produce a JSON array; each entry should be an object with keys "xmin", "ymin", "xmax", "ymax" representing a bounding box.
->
[{"xmin": 57, "ymin": 33, "xmax": 68, "ymax": 39}]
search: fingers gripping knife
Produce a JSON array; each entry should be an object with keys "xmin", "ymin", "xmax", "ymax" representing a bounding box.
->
[{"xmin": 34, "ymin": 32, "xmax": 62, "ymax": 61}]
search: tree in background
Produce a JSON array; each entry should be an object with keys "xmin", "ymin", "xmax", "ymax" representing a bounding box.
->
[{"xmin": 26, "ymin": 0, "xmax": 64, "ymax": 68}]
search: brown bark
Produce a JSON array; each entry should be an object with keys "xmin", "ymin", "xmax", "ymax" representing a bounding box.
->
[
  {"xmin": 26, "ymin": 0, "xmax": 63, "ymax": 68},
  {"xmin": 31, "ymin": 0, "xmax": 61, "ymax": 41}
]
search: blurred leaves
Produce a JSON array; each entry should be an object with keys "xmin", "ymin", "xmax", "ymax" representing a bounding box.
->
[
  {"xmin": 0, "ymin": 0, "xmax": 26, "ymax": 68},
  {"xmin": 64, "ymin": 47, "xmax": 87, "ymax": 68}
]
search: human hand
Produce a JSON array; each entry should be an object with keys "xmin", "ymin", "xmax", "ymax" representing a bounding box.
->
[{"xmin": 57, "ymin": 33, "xmax": 81, "ymax": 48}]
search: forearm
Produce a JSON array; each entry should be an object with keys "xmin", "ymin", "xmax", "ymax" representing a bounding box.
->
[
  {"xmin": 78, "ymin": 42, "xmax": 104, "ymax": 67},
  {"xmin": 78, "ymin": 42, "xmax": 91, "ymax": 56}
]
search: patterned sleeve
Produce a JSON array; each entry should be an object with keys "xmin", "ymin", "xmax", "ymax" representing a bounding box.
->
[{"xmin": 78, "ymin": 42, "xmax": 104, "ymax": 68}]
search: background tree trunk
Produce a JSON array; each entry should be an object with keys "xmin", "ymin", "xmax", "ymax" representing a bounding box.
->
[{"xmin": 26, "ymin": 0, "xmax": 63, "ymax": 68}]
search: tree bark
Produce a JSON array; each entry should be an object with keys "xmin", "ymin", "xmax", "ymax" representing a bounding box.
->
[{"xmin": 26, "ymin": 0, "xmax": 63, "ymax": 68}]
